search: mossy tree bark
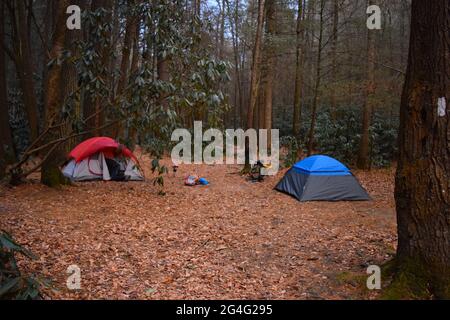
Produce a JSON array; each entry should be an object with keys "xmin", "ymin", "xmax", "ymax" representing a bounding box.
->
[
  {"xmin": 394, "ymin": 0, "xmax": 449, "ymax": 299},
  {"xmin": 41, "ymin": 0, "xmax": 71, "ymax": 188}
]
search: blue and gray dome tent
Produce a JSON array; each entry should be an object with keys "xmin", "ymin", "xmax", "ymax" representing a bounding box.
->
[{"xmin": 275, "ymin": 155, "xmax": 370, "ymax": 201}]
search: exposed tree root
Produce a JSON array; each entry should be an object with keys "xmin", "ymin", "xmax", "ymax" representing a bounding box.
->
[{"xmin": 381, "ymin": 258, "xmax": 449, "ymax": 300}]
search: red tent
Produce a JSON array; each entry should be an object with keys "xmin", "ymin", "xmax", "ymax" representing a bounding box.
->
[
  {"xmin": 62, "ymin": 137, "xmax": 144, "ymax": 181},
  {"xmin": 68, "ymin": 137, "xmax": 137, "ymax": 163}
]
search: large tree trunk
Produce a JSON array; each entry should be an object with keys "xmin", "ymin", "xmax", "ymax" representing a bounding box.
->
[
  {"xmin": 330, "ymin": 0, "xmax": 339, "ymax": 120},
  {"xmin": 15, "ymin": 0, "xmax": 39, "ymax": 140},
  {"xmin": 246, "ymin": 0, "xmax": 265, "ymax": 130},
  {"xmin": 292, "ymin": 0, "xmax": 304, "ymax": 137},
  {"xmin": 393, "ymin": 0, "xmax": 449, "ymax": 299},
  {"xmin": 40, "ymin": 0, "xmax": 70, "ymax": 187},
  {"xmin": 0, "ymin": 3, "xmax": 15, "ymax": 178},
  {"xmin": 357, "ymin": 0, "xmax": 377, "ymax": 170},
  {"xmin": 242, "ymin": 0, "xmax": 265, "ymax": 172},
  {"xmin": 226, "ymin": 0, "xmax": 243, "ymax": 128},
  {"xmin": 306, "ymin": 0, "xmax": 324, "ymax": 156},
  {"xmin": 263, "ymin": 0, "xmax": 276, "ymax": 144}
]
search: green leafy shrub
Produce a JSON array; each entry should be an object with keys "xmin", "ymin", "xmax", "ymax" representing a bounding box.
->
[
  {"xmin": 8, "ymin": 90, "xmax": 30, "ymax": 156},
  {"xmin": 314, "ymin": 107, "xmax": 398, "ymax": 167},
  {"xmin": 0, "ymin": 231, "xmax": 48, "ymax": 300},
  {"xmin": 281, "ymin": 106, "xmax": 398, "ymax": 168},
  {"xmin": 280, "ymin": 136, "xmax": 303, "ymax": 168},
  {"xmin": 314, "ymin": 107, "xmax": 362, "ymax": 165}
]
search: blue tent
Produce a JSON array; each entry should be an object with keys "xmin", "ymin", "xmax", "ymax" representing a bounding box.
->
[{"xmin": 275, "ymin": 155, "xmax": 370, "ymax": 201}]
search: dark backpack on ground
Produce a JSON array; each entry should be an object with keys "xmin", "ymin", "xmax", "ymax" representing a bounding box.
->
[{"xmin": 105, "ymin": 158, "xmax": 125, "ymax": 181}]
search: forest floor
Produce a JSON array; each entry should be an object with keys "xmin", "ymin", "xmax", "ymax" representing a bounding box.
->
[{"xmin": 0, "ymin": 155, "xmax": 397, "ymax": 300}]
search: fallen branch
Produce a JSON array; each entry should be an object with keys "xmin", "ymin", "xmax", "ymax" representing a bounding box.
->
[{"xmin": 9, "ymin": 120, "xmax": 122, "ymax": 181}]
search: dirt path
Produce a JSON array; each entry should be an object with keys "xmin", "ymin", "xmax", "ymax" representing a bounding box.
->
[{"xmin": 0, "ymin": 160, "xmax": 397, "ymax": 299}]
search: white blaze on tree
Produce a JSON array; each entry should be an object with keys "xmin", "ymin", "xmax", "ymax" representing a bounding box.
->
[{"xmin": 437, "ymin": 97, "xmax": 446, "ymax": 117}]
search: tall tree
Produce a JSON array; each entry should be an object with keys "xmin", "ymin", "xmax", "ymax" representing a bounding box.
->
[
  {"xmin": 393, "ymin": 0, "xmax": 449, "ymax": 298},
  {"xmin": 0, "ymin": 2, "xmax": 15, "ymax": 178},
  {"xmin": 8, "ymin": 0, "xmax": 39, "ymax": 140},
  {"xmin": 330, "ymin": 0, "xmax": 339, "ymax": 119},
  {"xmin": 292, "ymin": 0, "xmax": 304, "ymax": 137},
  {"xmin": 307, "ymin": 0, "xmax": 325, "ymax": 156},
  {"xmin": 226, "ymin": 0, "xmax": 243, "ymax": 128},
  {"xmin": 357, "ymin": 0, "xmax": 377, "ymax": 169},
  {"xmin": 262, "ymin": 0, "xmax": 276, "ymax": 143},
  {"xmin": 40, "ymin": 0, "xmax": 70, "ymax": 187},
  {"xmin": 246, "ymin": 0, "xmax": 265, "ymax": 129}
]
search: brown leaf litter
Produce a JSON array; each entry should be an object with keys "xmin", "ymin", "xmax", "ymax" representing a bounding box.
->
[{"xmin": 0, "ymin": 159, "xmax": 397, "ymax": 300}]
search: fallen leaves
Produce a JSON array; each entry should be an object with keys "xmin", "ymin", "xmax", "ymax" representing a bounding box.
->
[{"xmin": 0, "ymin": 159, "xmax": 397, "ymax": 300}]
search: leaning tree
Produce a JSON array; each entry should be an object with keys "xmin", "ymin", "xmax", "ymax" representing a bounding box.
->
[{"xmin": 393, "ymin": 0, "xmax": 449, "ymax": 298}]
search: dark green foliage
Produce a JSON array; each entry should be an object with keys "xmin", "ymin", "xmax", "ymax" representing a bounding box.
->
[
  {"xmin": 313, "ymin": 106, "xmax": 398, "ymax": 168},
  {"xmin": 369, "ymin": 113, "xmax": 398, "ymax": 167},
  {"xmin": 278, "ymin": 106, "xmax": 398, "ymax": 168},
  {"xmin": 151, "ymin": 158, "xmax": 168, "ymax": 196},
  {"xmin": 313, "ymin": 108, "xmax": 361, "ymax": 165},
  {"xmin": 0, "ymin": 231, "xmax": 49, "ymax": 300},
  {"xmin": 8, "ymin": 90, "xmax": 30, "ymax": 156},
  {"xmin": 280, "ymin": 136, "xmax": 302, "ymax": 168}
]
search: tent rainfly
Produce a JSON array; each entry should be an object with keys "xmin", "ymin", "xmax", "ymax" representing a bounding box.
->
[
  {"xmin": 275, "ymin": 155, "xmax": 370, "ymax": 201},
  {"xmin": 62, "ymin": 137, "xmax": 144, "ymax": 182}
]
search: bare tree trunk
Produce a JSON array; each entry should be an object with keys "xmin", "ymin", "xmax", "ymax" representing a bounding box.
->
[
  {"xmin": 263, "ymin": 0, "xmax": 276, "ymax": 145},
  {"xmin": 292, "ymin": 0, "xmax": 304, "ymax": 137},
  {"xmin": 15, "ymin": 0, "xmax": 39, "ymax": 140},
  {"xmin": 0, "ymin": 3, "xmax": 15, "ymax": 178},
  {"xmin": 393, "ymin": 0, "xmax": 450, "ymax": 299},
  {"xmin": 246, "ymin": 0, "xmax": 265, "ymax": 129},
  {"xmin": 357, "ymin": 0, "xmax": 377, "ymax": 170},
  {"xmin": 307, "ymin": 0, "xmax": 324, "ymax": 156},
  {"xmin": 330, "ymin": 0, "xmax": 339, "ymax": 120},
  {"xmin": 226, "ymin": 0, "xmax": 243, "ymax": 128},
  {"xmin": 41, "ymin": 0, "xmax": 70, "ymax": 187}
]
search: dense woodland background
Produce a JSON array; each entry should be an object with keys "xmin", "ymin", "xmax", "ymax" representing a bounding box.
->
[
  {"xmin": 0, "ymin": 0, "xmax": 410, "ymax": 185},
  {"xmin": 0, "ymin": 0, "xmax": 449, "ymax": 300}
]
